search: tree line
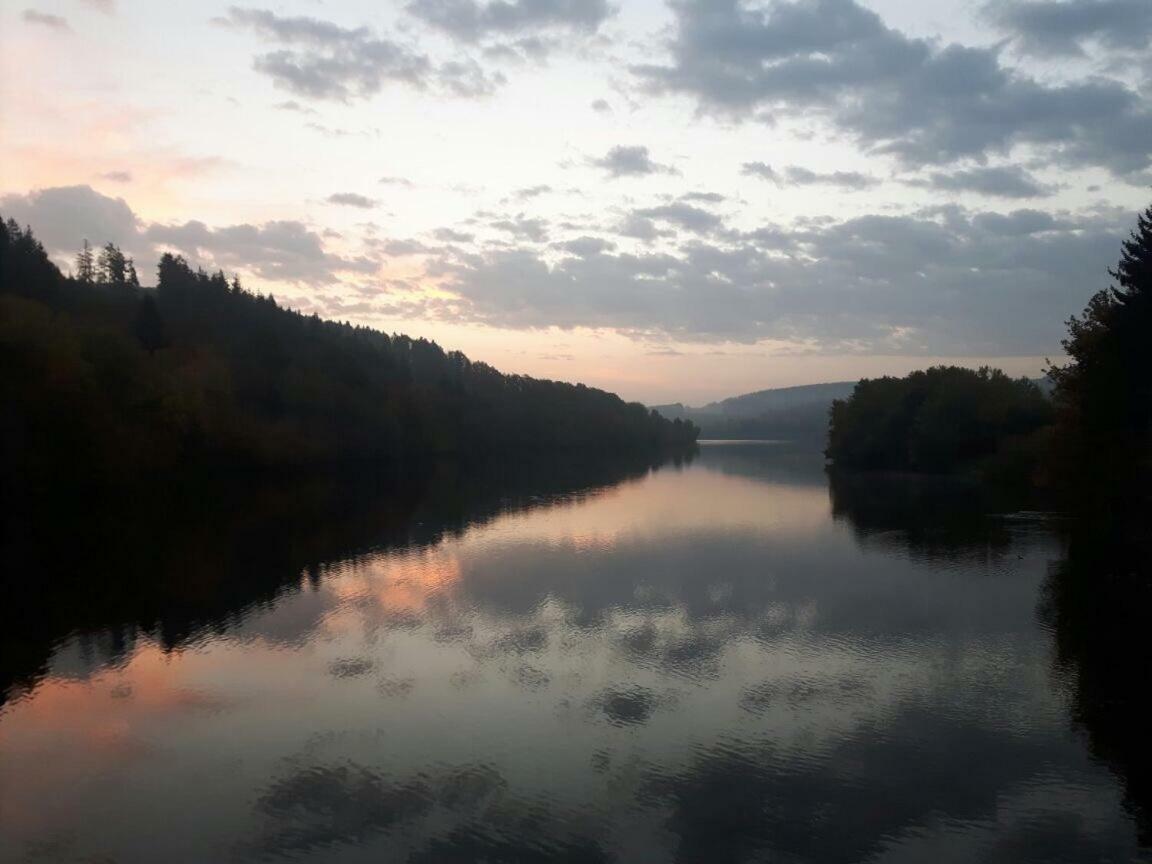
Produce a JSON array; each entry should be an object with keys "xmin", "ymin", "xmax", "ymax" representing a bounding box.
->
[
  {"xmin": 0, "ymin": 218, "xmax": 698, "ymax": 489},
  {"xmin": 825, "ymin": 201, "xmax": 1151, "ymax": 500}
]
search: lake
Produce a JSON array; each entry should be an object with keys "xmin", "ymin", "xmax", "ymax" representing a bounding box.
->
[{"xmin": 1, "ymin": 442, "xmax": 1148, "ymax": 863}]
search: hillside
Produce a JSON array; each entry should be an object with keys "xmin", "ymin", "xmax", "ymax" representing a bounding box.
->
[
  {"xmin": 0, "ymin": 219, "xmax": 697, "ymax": 489},
  {"xmin": 653, "ymin": 382, "xmax": 856, "ymax": 444}
]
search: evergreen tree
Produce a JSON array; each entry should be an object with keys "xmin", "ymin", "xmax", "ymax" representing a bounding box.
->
[
  {"xmin": 97, "ymin": 243, "xmax": 129, "ymax": 287},
  {"xmin": 76, "ymin": 240, "xmax": 94, "ymax": 283},
  {"xmin": 126, "ymin": 259, "xmax": 140, "ymax": 289},
  {"xmin": 1049, "ymin": 202, "xmax": 1152, "ymax": 491}
]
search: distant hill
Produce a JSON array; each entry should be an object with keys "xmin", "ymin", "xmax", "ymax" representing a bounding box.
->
[
  {"xmin": 655, "ymin": 377, "xmax": 1051, "ymax": 446},
  {"xmin": 653, "ymin": 382, "xmax": 856, "ymax": 446}
]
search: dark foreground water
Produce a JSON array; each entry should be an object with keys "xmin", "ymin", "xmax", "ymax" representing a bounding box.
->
[{"xmin": 1, "ymin": 443, "xmax": 1149, "ymax": 863}]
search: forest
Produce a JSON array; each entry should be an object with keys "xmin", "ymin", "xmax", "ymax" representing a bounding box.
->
[
  {"xmin": 825, "ymin": 366, "xmax": 1053, "ymax": 477},
  {"xmin": 0, "ymin": 218, "xmax": 698, "ymax": 492}
]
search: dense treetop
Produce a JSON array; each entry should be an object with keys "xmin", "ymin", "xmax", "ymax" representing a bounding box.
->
[
  {"xmin": 825, "ymin": 366, "xmax": 1053, "ymax": 474},
  {"xmin": 1048, "ymin": 203, "xmax": 1152, "ymax": 499}
]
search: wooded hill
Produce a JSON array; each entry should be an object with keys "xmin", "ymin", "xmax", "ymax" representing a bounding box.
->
[{"xmin": 0, "ymin": 218, "xmax": 697, "ymax": 489}]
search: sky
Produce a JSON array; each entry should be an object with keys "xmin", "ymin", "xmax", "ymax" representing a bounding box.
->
[{"xmin": 2, "ymin": 0, "xmax": 1151, "ymax": 404}]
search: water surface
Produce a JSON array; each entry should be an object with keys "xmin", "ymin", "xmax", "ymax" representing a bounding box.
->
[{"xmin": 1, "ymin": 443, "xmax": 1147, "ymax": 863}]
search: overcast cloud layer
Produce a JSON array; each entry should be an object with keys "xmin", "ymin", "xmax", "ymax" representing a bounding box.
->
[{"xmin": 3, "ymin": 0, "xmax": 1151, "ymax": 399}]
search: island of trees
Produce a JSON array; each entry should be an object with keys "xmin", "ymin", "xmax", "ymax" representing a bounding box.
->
[{"xmin": 0, "ymin": 218, "xmax": 697, "ymax": 489}]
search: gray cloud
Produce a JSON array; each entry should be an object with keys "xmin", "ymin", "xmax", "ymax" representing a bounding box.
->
[
  {"xmin": 634, "ymin": 203, "xmax": 723, "ymax": 235},
  {"xmin": 985, "ymin": 0, "xmax": 1152, "ymax": 57},
  {"xmin": 379, "ymin": 176, "xmax": 415, "ymax": 187},
  {"xmin": 0, "ymin": 184, "xmax": 376, "ymax": 286},
  {"xmin": 433, "ymin": 227, "xmax": 475, "ymax": 243},
  {"xmin": 327, "ymin": 192, "xmax": 377, "ymax": 209},
  {"xmin": 741, "ymin": 162, "xmax": 878, "ymax": 189},
  {"xmin": 907, "ymin": 166, "xmax": 1057, "ymax": 198},
  {"xmin": 408, "ymin": 202, "xmax": 1129, "ymax": 355},
  {"xmin": 274, "ymin": 99, "xmax": 317, "ymax": 115},
  {"xmin": 617, "ymin": 214, "xmax": 673, "ymax": 242},
  {"xmin": 559, "ymin": 236, "xmax": 616, "ymax": 256},
  {"xmin": 220, "ymin": 7, "xmax": 503, "ymax": 101},
  {"xmin": 491, "ymin": 215, "xmax": 550, "ymax": 242},
  {"xmin": 147, "ymin": 219, "xmax": 378, "ymax": 284},
  {"xmin": 406, "ymin": 0, "xmax": 612, "ymax": 42},
  {"xmin": 22, "ymin": 9, "xmax": 70, "ymax": 31},
  {"xmin": 513, "ymin": 184, "xmax": 553, "ymax": 199},
  {"xmin": 681, "ymin": 191, "xmax": 725, "ymax": 203},
  {"xmin": 784, "ymin": 166, "xmax": 879, "ymax": 189},
  {"xmin": 636, "ymin": 0, "xmax": 1152, "ymax": 175},
  {"xmin": 99, "ymin": 171, "xmax": 133, "ymax": 183},
  {"xmin": 741, "ymin": 162, "xmax": 778, "ymax": 182},
  {"xmin": 0, "ymin": 185, "xmax": 140, "ymax": 261},
  {"xmin": 589, "ymin": 145, "xmax": 677, "ymax": 178},
  {"xmin": 591, "ymin": 98, "xmax": 612, "ymax": 113}
]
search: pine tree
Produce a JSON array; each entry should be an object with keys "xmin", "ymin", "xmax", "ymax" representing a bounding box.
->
[
  {"xmin": 126, "ymin": 258, "xmax": 140, "ymax": 289},
  {"xmin": 1050, "ymin": 202, "xmax": 1152, "ymax": 493},
  {"xmin": 97, "ymin": 242, "xmax": 128, "ymax": 287},
  {"xmin": 76, "ymin": 239, "xmax": 94, "ymax": 283}
]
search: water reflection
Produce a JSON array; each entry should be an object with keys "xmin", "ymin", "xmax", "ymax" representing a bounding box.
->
[{"xmin": 0, "ymin": 443, "xmax": 1147, "ymax": 863}]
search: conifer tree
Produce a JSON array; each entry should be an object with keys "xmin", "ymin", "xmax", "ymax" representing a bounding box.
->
[
  {"xmin": 1050, "ymin": 202, "xmax": 1152, "ymax": 489},
  {"xmin": 76, "ymin": 239, "xmax": 94, "ymax": 283}
]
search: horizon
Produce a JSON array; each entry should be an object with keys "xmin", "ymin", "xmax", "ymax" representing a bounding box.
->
[{"xmin": 4, "ymin": 0, "xmax": 1150, "ymax": 404}]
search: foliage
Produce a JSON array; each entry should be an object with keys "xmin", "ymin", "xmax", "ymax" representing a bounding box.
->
[
  {"xmin": 1048, "ymin": 202, "xmax": 1152, "ymax": 499},
  {"xmin": 825, "ymin": 366, "xmax": 1053, "ymax": 474},
  {"xmin": 0, "ymin": 218, "xmax": 697, "ymax": 489}
]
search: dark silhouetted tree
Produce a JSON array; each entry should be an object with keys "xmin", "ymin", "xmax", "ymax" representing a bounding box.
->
[
  {"xmin": 97, "ymin": 243, "xmax": 129, "ymax": 287},
  {"xmin": 826, "ymin": 366, "xmax": 1052, "ymax": 475},
  {"xmin": 76, "ymin": 240, "xmax": 94, "ymax": 283},
  {"xmin": 1049, "ymin": 202, "xmax": 1152, "ymax": 495},
  {"xmin": 2, "ymin": 218, "xmax": 697, "ymax": 483}
]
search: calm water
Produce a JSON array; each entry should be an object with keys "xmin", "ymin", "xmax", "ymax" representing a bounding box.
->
[{"xmin": 1, "ymin": 443, "xmax": 1148, "ymax": 863}]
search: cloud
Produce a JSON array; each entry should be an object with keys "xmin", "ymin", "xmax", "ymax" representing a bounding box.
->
[
  {"xmin": 0, "ymin": 185, "xmax": 140, "ymax": 260},
  {"xmin": 327, "ymin": 193, "xmax": 377, "ymax": 209},
  {"xmin": 512, "ymin": 184, "xmax": 552, "ymax": 200},
  {"xmin": 0, "ymin": 184, "xmax": 377, "ymax": 286},
  {"xmin": 617, "ymin": 214, "xmax": 672, "ymax": 242},
  {"xmin": 98, "ymin": 171, "xmax": 133, "ymax": 183},
  {"xmin": 407, "ymin": 202, "xmax": 1130, "ymax": 355},
  {"xmin": 634, "ymin": 203, "xmax": 723, "ymax": 235},
  {"xmin": 681, "ymin": 192, "xmax": 725, "ymax": 203},
  {"xmin": 274, "ymin": 100, "xmax": 318, "ymax": 115},
  {"xmin": 433, "ymin": 227, "xmax": 474, "ymax": 243},
  {"xmin": 907, "ymin": 166, "xmax": 1057, "ymax": 198},
  {"xmin": 147, "ymin": 219, "xmax": 378, "ymax": 284},
  {"xmin": 741, "ymin": 162, "xmax": 778, "ymax": 182},
  {"xmin": 741, "ymin": 162, "xmax": 878, "ymax": 189},
  {"xmin": 635, "ymin": 0, "xmax": 1152, "ymax": 175},
  {"xmin": 490, "ymin": 215, "xmax": 549, "ymax": 242},
  {"xmin": 379, "ymin": 176, "xmax": 415, "ymax": 187},
  {"xmin": 21, "ymin": 9, "xmax": 70, "ymax": 31},
  {"xmin": 588, "ymin": 145, "xmax": 677, "ymax": 178},
  {"xmin": 559, "ymin": 236, "xmax": 616, "ymax": 256},
  {"xmin": 985, "ymin": 0, "xmax": 1152, "ymax": 57},
  {"xmin": 219, "ymin": 7, "xmax": 504, "ymax": 101},
  {"xmin": 591, "ymin": 98, "xmax": 612, "ymax": 113},
  {"xmin": 80, "ymin": 0, "xmax": 114, "ymax": 12},
  {"xmin": 406, "ymin": 0, "xmax": 613, "ymax": 42}
]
